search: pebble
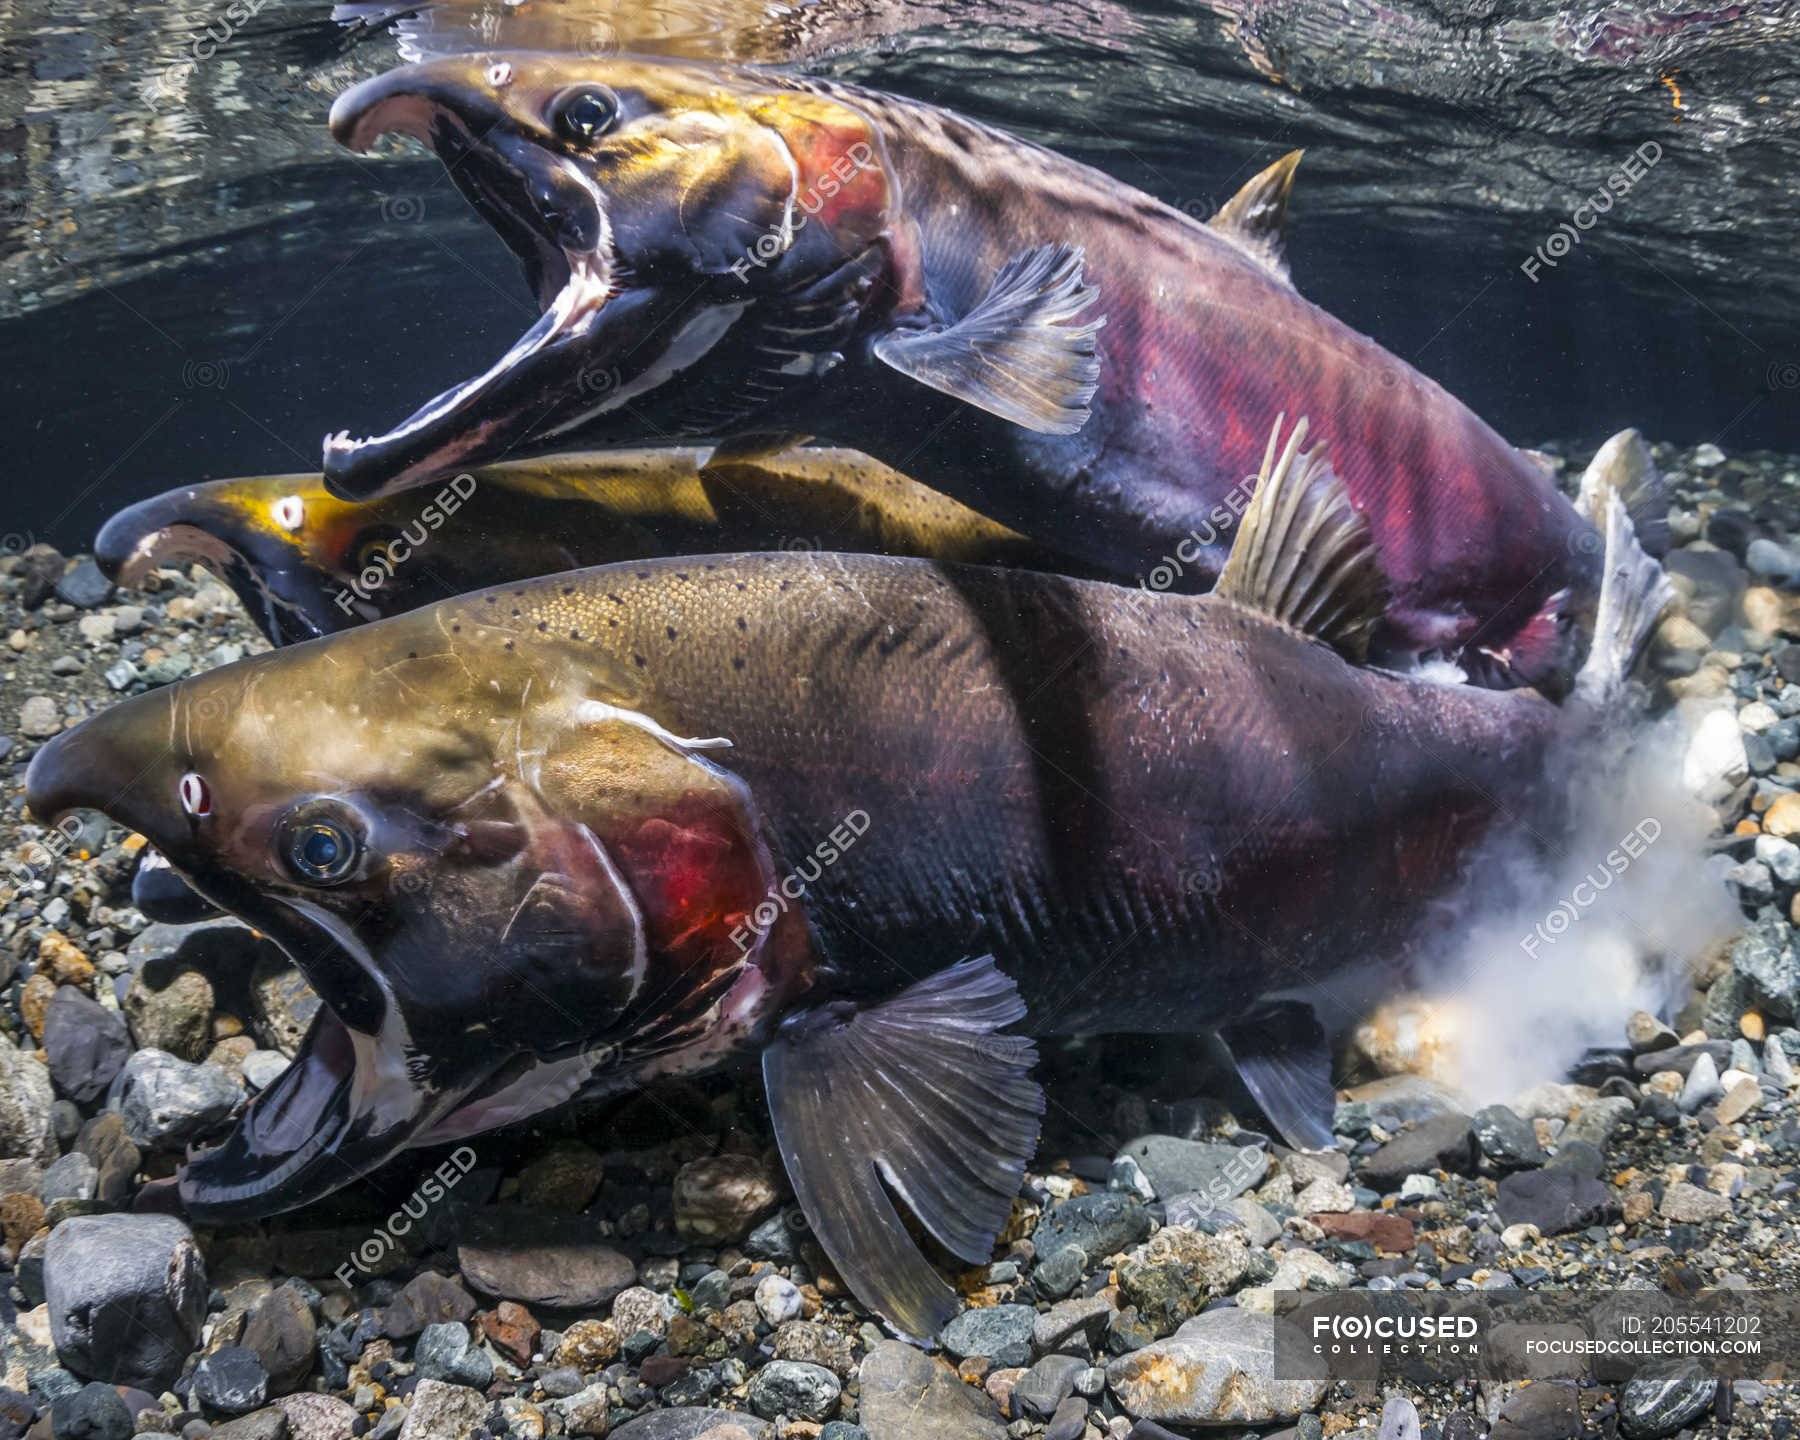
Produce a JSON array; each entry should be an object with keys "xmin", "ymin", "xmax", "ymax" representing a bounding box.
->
[
  {"xmin": 396, "ymin": 1379, "xmax": 490, "ymax": 1440},
  {"xmin": 753, "ymin": 1273, "xmax": 802, "ymax": 1326},
  {"xmin": 456, "ymin": 1223, "xmax": 635, "ymax": 1309},
  {"xmin": 1679, "ymin": 1051, "xmax": 1725, "ymax": 1112},
  {"xmin": 42, "ymin": 985, "xmax": 131, "ymax": 1105},
  {"xmin": 1031, "ymin": 1191, "xmax": 1150, "ymax": 1261},
  {"xmin": 109, "ymin": 1047, "xmax": 241, "ymax": 1147},
  {"xmin": 1660, "ymin": 1181, "xmax": 1731, "ymax": 1222},
  {"xmin": 1105, "ymin": 1307, "xmax": 1327, "ymax": 1425},
  {"xmin": 49, "ymin": 1382, "xmax": 134, "ymax": 1440},
  {"xmin": 670, "ymin": 1154, "xmax": 781, "ymax": 1242},
  {"xmin": 940, "ymin": 1304, "xmax": 1036, "ymax": 1368},
  {"xmin": 1114, "ymin": 1136, "xmax": 1267, "ymax": 1202},
  {"xmin": 193, "ymin": 1346, "xmax": 271, "ymax": 1415},
  {"xmin": 414, "ymin": 1322, "xmax": 493, "ymax": 1388},
  {"xmin": 858, "ymin": 1341, "xmax": 1005, "ymax": 1440},
  {"xmin": 17, "ymin": 695, "xmax": 60, "ymax": 738},
  {"xmin": 1471, "ymin": 1105, "xmax": 1548, "ymax": 1169},
  {"xmin": 747, "ymin": 1360, "xmax": 840, "ymax": 1421},
  {"xmin": 44, "ymin": 1213, "xmax": 206, "ymax": 1391},
  {"xmin": 1618, "ymin": 1365, "xmax": 1718, "ymax": 1438}
]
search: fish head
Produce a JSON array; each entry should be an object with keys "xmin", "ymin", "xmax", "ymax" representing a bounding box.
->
[
  {"xmin": 25, "ymin": 607, "xmax": 788, "ymax": 1218},
  {"xmin": 95, "ymin": 473, "xmax": 494, "ymax": 642},
  {"xmin": 323, "ymin": 53, "xmax": 902, "ymax": 500}
]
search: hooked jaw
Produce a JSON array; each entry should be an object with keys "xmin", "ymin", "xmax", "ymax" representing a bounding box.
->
[
  {"xmin": 321, "ymin": 63, "xmax": 620, "ymax": 501},
  {"xmin": 21, "ymin": 682, "xmax": 482, "ymax": 1219}
]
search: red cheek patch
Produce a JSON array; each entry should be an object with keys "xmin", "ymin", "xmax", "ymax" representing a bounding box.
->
[{"xmin": 611, "ymin": 808, "xmax": 770, "ymax": 968}]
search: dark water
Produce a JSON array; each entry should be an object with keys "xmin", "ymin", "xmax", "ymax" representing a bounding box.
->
[{"xmin": 3, "ymin": 0, "xmax": 1797, "ymax": 551}]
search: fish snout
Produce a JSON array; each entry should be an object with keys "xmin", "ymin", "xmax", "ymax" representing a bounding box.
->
[
  {"xmin": 329, "ymin": 61, "xmax": 510, "ymax": 155},
  {"xmin": 24, "ymin": 684, "xmax": 181, "ymax": 843}
]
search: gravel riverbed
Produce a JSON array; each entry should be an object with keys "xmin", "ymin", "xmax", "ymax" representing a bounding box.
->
[{"xmin": 0, "ymin": 439, "xmax": 1797, "ymax": 1440}]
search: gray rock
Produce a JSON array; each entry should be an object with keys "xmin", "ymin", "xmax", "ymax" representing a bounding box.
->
[
  {"xmin": 381, "ymin": 1272, "xmax": 476, "ymax": 1339},
  {"xmin": 1679, "ymin": 1052, "xmax": 1725, "ymax": 1113},
  {"xmin": 270, "ymin": 1393, "xmax": 359, "ymax": 1440},
  {"xmin": 74, "ymin": 1113, "xmax": 140, "ymax": 1206},
  {"xmin": 1105, "ymin": 1307, "xmax": 1327, "ymax": 1425},
  {"xmin": 610, "ymin": 1412, "xmax": 773, "ymax": 1439},
  {"xmin": 38, "ymin": 1151, "xmax": 97, "ymax": 1205},
  {"xmin": 241, "ymin": 1285, "xmax": 316, "ymax": 1396},
  {"xmin": 748, "ymin": 1359, "xmax": 840, "ymax": 1421},
  {"xmin": 1619, "ymin": 1366, "xmax": 1718, "ymax": 1439},
  {"xmin": 396, "ymin": 1379, "xmax": 490, "ymax": 1440},
  {"xmin": 55, "ymin": 560, "xmax": 114, "ymax": 610},
  {"xmin": 414, "ymin": 1322, "xmax": 492, "ymax": 1388},
  {"xmin": 456, "ymin": 1219, "xmax": 635, "ymax": 1309},
  {"xmin": 1030, "ymin": 1192, "xmax": 1151, "ymax": 1261},
  {"xmin": 1359, "ymin": 1112, "xmax": 1476, "ymax": 1189},
  {"xmin": 250, "ymin": 953, "xmax": 322, "ymax": 1056},
  {"xmin": 0, "ymin": 1031, "xmax": 57, "ymax": 1163},
  {"xmin": 1032, "ymin": 1243, "xmax": 1087, "ymax": 1300},
  {"xmin": 743, "ymin": 1211, "xmax": 801, "ymax": 1264},
  {"xmin": 45, "ymin": 1213, "xmax": 205, "ymax": 1390},
  {"xmin": 1631, "ymin": 1041, "xmax": 1730, "ymax": 1078},
  {"xmin": 17, "ymin": 696, "xmax": 61, "ymax": 739},
  {"xmin": 49, "ymin": 1382, "xmax": 133, "ymax": 1440},
  {"xmin": 939, "ymin": 1304, "xmax": 1036, "ymax": 1368},
  {"xmin": 109, "ymin": 1048, "xmax": 239, "ymax": 1147},
  {"xmin": 1493, "ymin": 1380, "xmax": 1580, "ymax": 1440},
  {"xmin": 1012, "ymin": 1354, "xmax": 1086, "ymax": 1421},
  {"xmin": 1730, "ymin": 909, "xmax": 1800, "ymax": 1019},
  {"xmin": 858, "ymin": 1341, "xmax": 1005, "ymax": 1440},
  {"xmin": 1495, "ymin": 1169, "xmax": 1617, "ymax": 1235},
  {"xmin": 1379, "ymin": 1395, "xmax": 1422, "ymax": 1440},
  {"xmin": 1472, "ymin": 1105, "xmax": 1547, "ymax": 1170},
  {"xmin": 42, "ymin": 987, "xmax": 130, "ymax": 1106},
  {"xmin": 551, "ymin": 1383, "xmax": 611, "ymax": 1438},
  {"xmin": 193, "ymin": 1346, "xmax": 269, "ymax": 1416},
  {"xmin": 210, "ymin": 1411, "xmax": 291, "ymax": 1440},
  {"xmin": 1033, "ymin": 1294, "xmax": 1116, "ymax": 1353},
  {"xmin": 1561, "ymin": 1096, "xmax": 1637, "ymax": 1149},
  {"xmin": 1116, "ymin": 1136, "xmax": 1268, "ymax": 1203},
  {"xmin": 123, "ymin": 965, "xmax": 216, "ymax": 1061},
  {"xmin": 1043, "ymin": 1397, "xmax": 1086, "ymax": 1440}
]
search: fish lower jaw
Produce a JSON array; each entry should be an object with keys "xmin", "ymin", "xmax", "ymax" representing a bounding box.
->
[{"xmin": 319, "ymin": 243, "xmax": 617, "ymax": 497}]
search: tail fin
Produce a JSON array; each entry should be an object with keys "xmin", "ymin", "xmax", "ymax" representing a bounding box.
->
[
  {"xmin": 1577, "ymin": 429, "xmax": 1670, "ymax": 558},
  {"xmin": 1571, "ymin": 490, "xmax": 1673, "ymax": 710}
]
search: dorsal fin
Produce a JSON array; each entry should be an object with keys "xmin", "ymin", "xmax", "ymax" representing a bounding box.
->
[
  {"xmin": 1215, "ymin": 414, "xmax": 1390, "ymax": 660},
  {"xmin": 1207, "ymin": 150, "xmax": 1303, "ymax": 284}
]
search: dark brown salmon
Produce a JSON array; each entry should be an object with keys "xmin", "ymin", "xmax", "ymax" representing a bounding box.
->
[{"xmin": 25, "ymin": 422, "xmax": 1668, "ymax": 1338}]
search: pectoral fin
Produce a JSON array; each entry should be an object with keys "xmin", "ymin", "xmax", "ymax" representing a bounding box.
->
[
  {"xmin": 761, "ymin": 957, "xmax": 1044, "ymax": 1341},
  {"xmin": 873, "ymin": 243, "xmax": 1103, "ymax": 436},
  {"xmin": 1218, "ymin": 1001, "xmax": 1337, "ymax": 1151}
]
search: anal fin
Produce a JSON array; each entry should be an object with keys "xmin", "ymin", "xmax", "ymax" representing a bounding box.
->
[
  {"xmin": 873, "ymin": 243, "xmax": 1103, "ymax": 436},
  {"xmin": 761, "ymin": 957, "xmax": 1044, "ymax": 1341},
  {"xmin": 1219, "ymin": 1002, "xmax": 1337, "ymax": 1152}
]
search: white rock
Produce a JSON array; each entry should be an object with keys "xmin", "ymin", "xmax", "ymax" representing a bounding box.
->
[
  {"xmin": 1684, "ymin": 708, "xmax": 1750, "ymax": 800},
  {"xmin": 754, "ymin": 1273, "xmax": 803, "ymax": 1326},
  {"xmin": 1740, "ymin": 701, "xmax": 1781, "ymax": 732}
]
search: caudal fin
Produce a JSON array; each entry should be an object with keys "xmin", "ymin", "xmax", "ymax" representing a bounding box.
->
[
  {"xmin": 1571, "ymin": 490, "xmax": 1673, "ymax": 710},
  {"xmin": 1577, "ymin": 428, "xmax": 1670, "ymax": 558}
]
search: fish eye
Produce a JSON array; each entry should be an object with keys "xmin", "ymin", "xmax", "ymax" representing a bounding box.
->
[
  {"xmin": 279, "ymin": 804, "xmax": 364, "ymax": 886},
  {"xmin": 179, "ymin": 773, "xmax": 212, "ymax": 818},
  {"xmin": 353, "ymin": 532, "xmax": 399, "ymax": 572},
  {"xmin": 554, "ymin": 86, "xmax": 619, "ymax": 144}
]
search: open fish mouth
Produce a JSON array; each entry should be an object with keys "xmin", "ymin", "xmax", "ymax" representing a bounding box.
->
[{"xmin": 320, "ymin": 78, "xmax": 619, "ymax": 500}]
